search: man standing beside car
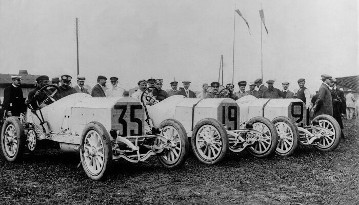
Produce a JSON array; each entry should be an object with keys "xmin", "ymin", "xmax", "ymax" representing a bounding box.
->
[
  {"xmin": 3, "ymin": 75, "xmax": 26, "ymax": 117},
  {"xmin": 91, "ymin": 75, "xmax": 107, "ymax": 97},
  {"xmin": 312, "ymin": 74, "xmax": 333, "ymax": 118},
  {"xmin": 73, "ymin": 76, "xmax": 90, "ymax": 94}
]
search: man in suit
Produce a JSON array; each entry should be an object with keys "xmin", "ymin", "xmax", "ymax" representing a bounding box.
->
[
  {"xmin": 262, "ymin": 80, "xmax": 282, "ymax": 98},
  {"xmin": 3, "ymin": 75, "xmax": 26, "ymax": 117},
  {"xmin": 167, "ymin": 81, "xmax": 179, "ymax": 97},
  {"xmin": 254, "ymin": 78, "xmax": 267, "ymax": 98},
  {"xmin": 73, "ymin": 76, "xmax": 90, "ymax": 94},
  {"xmin": 27, "ymin": 75, "xmax": 51, "ymax": 109},
  {"xmin": 247, "ymin": 82, "xmax": 259, "ymax": 98},
  {"xmin": 281, "ymin": 82, "xmax": 294, "ymax": 98},
  {"xmin": 91, "ymin": 76, "xmax": 107, "ymax": 97},
  {"xmin": 312, "ymin": 74, "xmax": 333, "ymax": 118},
  {"xmin": 178, "ymin": 81, "xmax": 196, "ymax": 98}
]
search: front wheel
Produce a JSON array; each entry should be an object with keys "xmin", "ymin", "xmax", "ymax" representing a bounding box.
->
[
  {"xmin": 313, "ymin": 114, "xmax": 341, "ymax": 151},
  {"xmin": 273, "ymin": 116, "xmax": 298, "ymax": 156},
  {"xmin": 191, "ymin": 118, "xmax": 228, "ymax": 165},
  {"xmin": 80, "ymin": 122, "xmax": 112, "ymax": 180},
  {"xmin": 247, "ymin": 116, "xmax": 278, "ymax": 158},
  {"xmin": 157, "ymin": 119, "xmax": 189, "ymax": 168},
  {"xmin": 0, "ymin": 117, "xmax": 25, "ymax": 162}
]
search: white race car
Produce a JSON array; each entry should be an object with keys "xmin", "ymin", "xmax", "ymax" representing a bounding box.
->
[
  {"xmin": 237, "ymin": 95, "xmax": 341, "ymax": 156},
  {"xmin": 142, "ymin": 91, "xmax": 278, "ymax": 165},
  {"xmin": 0, "ymin": 85, "xmax": 189, "ymax": 180}
]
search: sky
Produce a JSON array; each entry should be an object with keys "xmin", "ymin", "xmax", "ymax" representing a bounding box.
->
[{"xmin": 0, "ymin": 0, "xmax": 358, "ymax": 93}]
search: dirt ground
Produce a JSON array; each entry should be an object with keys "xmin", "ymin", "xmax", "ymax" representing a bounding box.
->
[{"xmin": 0, "ymin": 119, "xmax": 358, "ymax": 205}]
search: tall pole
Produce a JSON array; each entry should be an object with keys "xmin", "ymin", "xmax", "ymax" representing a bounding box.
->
[
  {"xmin": 260, "ymin": 16, "xmax": 263, "ymax": 81},
  {"xmin": 232, "ymin": 9, "xmax": 236, "ymax": 85},
  {"xmin": 218, "ymin": 56, "xmax": 221, "ymax": 83},
  {"xmin": 221, "ymin": 55, "xmax": 224, "ymax": 85},
  {"xmin": 76, "ymin": 18, "xmax": 80, "ymax": 76}
]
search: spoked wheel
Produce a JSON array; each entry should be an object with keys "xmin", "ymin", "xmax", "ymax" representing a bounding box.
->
[
  {"xmin": 191, "ymin": 118, "xmax": 228, "ymax": 165},
  {"xmin": 247, "ymin": 116, "xmax": 278, "ymax": 158},
  {"xmin": 273, "ymin": 116, "xmax": 299, "ymax": 156},
  {"xmin": 157, "ymin": 119, "xmax": 189, "ymax": 168},
  {"xmin": 26, "ymin": 129, "xmax": 37, "ymax": 152},
  {"xmin": 80, "ymin": 122, "xmax": 112, "ymax": 180},
  {"xmin": 0, "ymin": 117, "xmax": 25, "ymax": 162},
  {"xmin": 313, "ymin": 114, "xmax": 341, "ymax": 151}
]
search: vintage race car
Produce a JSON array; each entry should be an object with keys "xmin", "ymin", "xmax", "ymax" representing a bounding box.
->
[
  {"xmin": 237, "ymin": 95, "xmax": 341, "ymax": 156},
  {"xmin": 142, "ymin": 91, "xmax": 278, "ymax": 165},
  {"xmin": 0, "ymin": 85, "xmax": 189, "ymax": 180}
]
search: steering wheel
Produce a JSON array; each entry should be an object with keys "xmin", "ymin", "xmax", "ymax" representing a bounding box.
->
[
  {"xmin": 140, "ymin": 86, "xmax": 159, "ymax": 106},
  {"xmin": 29, "ymin": 84, "xmax": 60, "ymax": 110}
]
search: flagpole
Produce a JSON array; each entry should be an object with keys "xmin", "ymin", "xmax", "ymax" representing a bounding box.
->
[
  {"xmin": 232, "ymin": 9, "xmax": 236, "ymax": 85},
  {"xmin": 218, "ymin": 56, "xmax": 221, "ymax": 83},
  {"xmin": 76, "ymin": 18, "xmax": 80, "ymax": 76},
  {"xmin": 221, "ymin": 55, "xmax": 224, "ymax": 85},
  {"xmin": 260, "ymin": 16, "xmax": 263, "ymax": 81}
]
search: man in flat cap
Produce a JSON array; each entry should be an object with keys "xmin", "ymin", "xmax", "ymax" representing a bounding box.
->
[
  {"xmin": 225, "ymin": 83, "xmax": 237, "ymax": 100},
  {"xmin": 147, "ymin": 78, "xmax": 156, "ymax": 88},
  {"xmin": 3, "ymin": 75, "xmax": 26, "ymax": 117},
  {"xmin": 254, "ymin": 78, "xmax": 267, "ymax": 98},
  {"xmin": 248, "ymin": 82, "xmax": 259, "ymax": 98},
  {"xmin": 167, "ymin": 81, "xmax": 179, "ymax": 97},
  {"xmin": 53, "ymin": 75, "xmax": 77, "ymax": 100},
  {"xmin": 91, "ymin": 75, "xmax": 107, "ymax": 97},
  {"xmin": 262, "ymin": 80, "xmax": 282, "ymax": 98},
  {"xmin": 27, "ymin": 75, "xmax": 51, "ymax": 109},
  {"xmin": 106, "ymin": 76, "xmax": 125, "ymax": 97},
  {"xmin": 294, "ymin": 78, "xmax": 311, "ymax": 109},
  {"xmin": 178, "ymin": 81, "xmax": 196, "ymax": 98},
  {"xmin": 235, "ymin": 81, "xmax": 248, "ymax": 99},
  {"xmin": 312, "ymin": 74, "xmax": 333, "ymax": 118},
  {"xmin": 281, "ymin": 82, "xmax": 294, "ymax": 98},
  {"xmin": 73, "ymin": 76, "xmax": 90, "ymax": 94}
]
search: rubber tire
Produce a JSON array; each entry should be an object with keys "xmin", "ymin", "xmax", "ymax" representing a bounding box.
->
[
  {"xmin": 272, "ymin": 116, "xmax": 299, "ymax": 157},
  {"xmin": 191, "ymin": 118, "xmax": 228, "ymax": 165},
  {"xmin": 247, "ymin": 116, "xmax": 278, "ymax": 158},
  {"xmin": 313, "ymin": 114, "xmax": 341, "ymax": 152},
  {"xmin": 80, "ymin": 122, "xmax": 112, "ymax": 181},
  {"xmin": 0, "ymin": 117, "xmax": 25, "ymax": 162},
  {"xmin": 157, "ymin": 119, "xmax": 189, "ymax": 168}
]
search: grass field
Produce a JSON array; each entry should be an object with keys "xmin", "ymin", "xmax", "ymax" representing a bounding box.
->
[{"xmin": 1, "ymin": 119, "xmax": 358, "ymax": 205}]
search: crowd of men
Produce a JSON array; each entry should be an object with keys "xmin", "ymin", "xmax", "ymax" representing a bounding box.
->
[{"xmin": 2, "ymin": 73, "xmax": 357, "ymax": 136}]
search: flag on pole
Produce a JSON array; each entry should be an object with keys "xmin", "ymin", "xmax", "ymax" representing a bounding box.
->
[
  {"xmin": 259, "ymin": 9, "xmax": 268, "ymax": 34},
  {"xmin": 235, "ymin": 9, "xmax": 251, "ymax": 35}
]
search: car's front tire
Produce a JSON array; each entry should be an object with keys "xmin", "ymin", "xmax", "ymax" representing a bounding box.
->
[
  {"xmin": 80, "ymin": 122, "xmax": 112, "ymax": 180},
  {"xmin": 313, "ymin": 114, "xmax": 341, "ymax": 152},
  {"xmin": 0, "ymin": 116, "xmax": 25, "ymax": 162},
  {"xmin": 157, "ymin": 119, "xmax": 189, "ymax": 168},
  {"xmin": 273, "ymin": 116, "xmax": 299, "ymax": 156}
]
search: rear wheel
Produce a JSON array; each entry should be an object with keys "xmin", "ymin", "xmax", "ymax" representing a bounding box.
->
[
  {"xmin": 80, "ymin": 122, "xmax": 112, "ymax": 180},
  {"xmin": 0, "ymin": 117, "xmax": 25, "ymax": 162},
  {"xmin": 247, "ymin": 116, "xmax": 278, "ymax": 158},
  {"xmin": 191, "ymin": 118, "xmax": 228, "ymax": 165},
  {"xmin": 313, "ymin": 114, "xmax": 341, "ymax": 151},
  {"xmin": 273, "ymin": 116, "xmax": 298, "ymax": 156}
]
